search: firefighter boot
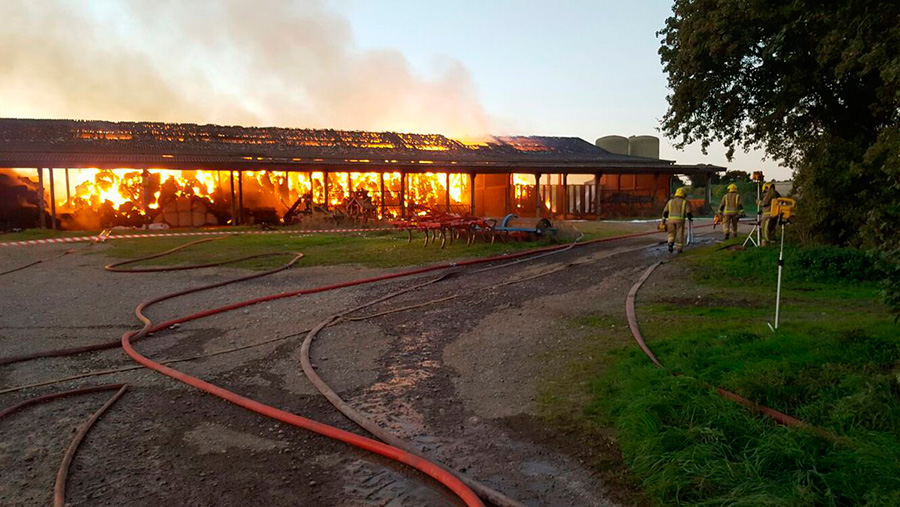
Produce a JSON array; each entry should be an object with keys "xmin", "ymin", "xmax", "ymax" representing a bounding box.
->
[{"xmin": 668, "ymin": 243, "xmax": 674, "ymax": 253}]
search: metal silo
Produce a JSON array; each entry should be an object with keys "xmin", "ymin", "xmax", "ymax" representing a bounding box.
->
[
  {"xmin": 595, "ymin": 135, "xmax": 629, "ymax": 155},
  {"xmin": 628, "ymin": 135, "xmax": 660, "ymax": 159}
]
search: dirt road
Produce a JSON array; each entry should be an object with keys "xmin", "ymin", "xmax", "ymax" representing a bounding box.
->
[{"xmin": 0, "ymin": 226, "xmax": 721, "ymax": 506}]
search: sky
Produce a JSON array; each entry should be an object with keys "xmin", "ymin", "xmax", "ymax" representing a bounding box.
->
[{"xmin": 0, "ymin": 0, "xmax": 790, "ymax": 179}]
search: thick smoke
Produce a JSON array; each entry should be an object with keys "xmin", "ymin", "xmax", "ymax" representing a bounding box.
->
[{"xmin": 0, "ymin": 0, "xmax": 491, "ymax": 136}]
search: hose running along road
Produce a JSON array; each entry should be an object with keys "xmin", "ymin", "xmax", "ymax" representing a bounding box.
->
[
  {"xmin": 625, "ymin": 262, "xmax": 836, "ymax": 439},
  {"xmin": 3, "ymin": 226, "xmax": 701, "ymax": 504}
]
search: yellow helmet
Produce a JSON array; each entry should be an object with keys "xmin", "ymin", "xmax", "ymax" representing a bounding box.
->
[
  {"xmin": 762, "ymin": 182, "xmax": 773, "ymax": 191},
  {"xmin": 674, "ymin": 187, "xmax": 687, "ymax": 198},
  {"xmin": 727, "ymin": 183, "xmax": 738, "ymax": 192}
]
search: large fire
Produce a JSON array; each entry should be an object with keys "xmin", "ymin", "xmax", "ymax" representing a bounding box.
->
[{"xmin": 14, "ymin": 167, "xmax": 473, "ymax": 229}]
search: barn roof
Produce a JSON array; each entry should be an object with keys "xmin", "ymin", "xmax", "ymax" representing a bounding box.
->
[{"xmin": 0, "ymin": 118, "xmax": 724, "ymax": 175}]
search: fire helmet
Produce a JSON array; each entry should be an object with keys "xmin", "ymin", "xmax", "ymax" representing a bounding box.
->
[
  {"xmin": 674, "ymin": 187, "xmax": 687, "ymax": 198},
  {"xmin": 727, "ymin": 183, "xmax": 738, "ymax": 192}
]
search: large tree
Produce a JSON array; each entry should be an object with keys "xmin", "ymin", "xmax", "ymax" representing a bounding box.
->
[{"xmin": 658, "ymin": 0, "xmax": 900, "ymax": 245}]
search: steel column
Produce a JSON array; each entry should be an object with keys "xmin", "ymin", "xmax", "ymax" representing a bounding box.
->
[
  {"xmin": 230, "ymin": 171, "xmax": 236, "ymax": 225},
  {"xmin": 323, "ymin": 171, "xmax": 329, "ymax": 211},
  {"xmin": 238, "ymin": 170, "xmax": 244, "ymax": 224},
  {"xmin": 469, "ymin": 173, "xmax": 476, "ymax": 216},
  {"xmin": 399, "ymin": 171, "xmax": 406, "ymax": 217},
  {"xmin": 562, "ymin": 173, "xmax": 568, "ymax": 219},
  {"xmin": 653, "ymin": 172, "xmax": 659, "ymax": 207},
  {"xmin": 445, "ymin": 173, "xmax": 451, "ymax": 212},
  {"xmin": 535, "ymin": 173, "xmax": 542, "ymax": 218},
  {"xmin": 505, "ymin": 173, "xmax": 511, "ymax": 215},
  {"xmin": 379, "ymin": 171, "xmax": 386, "ymax": 218},
  {"xmin": 595, "ymin": 173, "xmax": 602, "ymax": 219},
  {"xmin": 37, "ymin": 168, "xmax": 45, "ymax": 229},
  {"xmin": 49, "ymin": 168, "xmax": 57, "ymax": 230},
  {"xmin": 65, "ymin": 168, "xmax": 71, "ymax": 206}
]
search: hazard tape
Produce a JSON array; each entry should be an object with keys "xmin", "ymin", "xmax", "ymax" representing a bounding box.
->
[{"xmin": 0, "ymin": 228, "xmax": 395, "ymax": 248}]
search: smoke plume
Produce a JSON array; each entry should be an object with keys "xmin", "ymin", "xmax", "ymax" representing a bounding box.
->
[{"xmin": 0, "ymin": 0, "xmax": 491, "ymax": 136}]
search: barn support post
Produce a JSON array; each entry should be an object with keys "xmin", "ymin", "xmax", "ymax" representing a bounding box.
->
[
  {"xmin": 469, "ymin": 173, "xmax": 476, "ymax": 216},
  {"xmin": 445, "ymin": 172, "xmax": 451, "ymax": 212},
  {"xmin": 379, "ymin": 171, "xmax": 386, "ymax": 218},
  {"xmin": 229, "ymin": 171, "xmax": 236, "ymax": 225},
  {"xmin": 534, "ymin": 173, "xmax": 542, "ymax": 219},
  {"xmin": 322, "ymin": 171, "xmax": 330, "ymax": 211},
  {"xmin": 49, "ymin": 168, "xmax": 57, "ymax": 230},
  {"xmin": 653, "ymin": 172, "xmax": 659, "ymax": 207},
  {"xmin": 65, "ymin": 168, "xmax": 71, "ymax": 206},
  {"xmin": 505, "ymin": 173, "xmax": 511, "ymax": 215},
  {"xmin": 238, "ymin": 170, "xmax": 244, "ymax": 224},
  {"xmin": 595, "ymin": 172, "xmax": 602, "ymax": 219},
  {"xmin": 346, "ymin": 172, "xmax": 352, "ymax": 197},
  {"xmin": 399, "ymin": 171, "xmax": 406, "ymax": 217},
  {"xmin": 705, "ymin": 173, "xmax": 712, "ymax": 211},
  {"xmin": 37, "ymin": 168, "xmax": 45, "ymax": 229},
  {"xmin": 562, "ymin": 173, "xmax": 569, "ymax": 219}
]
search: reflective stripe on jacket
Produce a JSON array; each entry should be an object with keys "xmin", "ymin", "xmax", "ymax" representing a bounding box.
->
[
  {"xmin": 665, "ymin": 197, "xmax": 688, "ymax": 221},
  {"xmin": 761, "ymin": 188, "xmax": 779, "ymax": 216},
  {"xmin": 720, "ymin": 192, "xmax": 742, "ymax": 215}
]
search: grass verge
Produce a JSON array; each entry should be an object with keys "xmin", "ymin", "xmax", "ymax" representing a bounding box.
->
[{"xmin": 543, "ymin": 243, "xmax": 900, "ymax": 505}]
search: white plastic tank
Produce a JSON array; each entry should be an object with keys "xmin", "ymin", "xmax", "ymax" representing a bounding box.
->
[
  {"xmin": 628, "ymin": 135, "xmax": 660, "ymax": 159},
  {"xmin": 595, "ymin": 135, "xmax": 629, "ymax": 155}
]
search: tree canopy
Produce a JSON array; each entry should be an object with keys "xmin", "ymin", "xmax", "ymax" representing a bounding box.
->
[{"xmin": 658, "ymin": 0, "xmax": 899, "ymax": 308}]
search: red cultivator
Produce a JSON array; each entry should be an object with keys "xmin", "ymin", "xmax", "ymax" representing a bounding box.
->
[
  {"xmin": 391, "ymin": 209, "xmax": 556, "ymax": 248},
  {"xmin": 391, "ymin": 211, "xmax": 493, "ymax": 248}
]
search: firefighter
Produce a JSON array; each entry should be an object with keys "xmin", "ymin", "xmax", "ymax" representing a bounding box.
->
[
  {"xmin": 760, "ymin": 180, "xmax": 780, "ymax": 246},
  {"xmin": 718, "ymin": 183, "xmax": 743, "ymax": 240},
  {"xmin": 662, "ymin": 187, "xmax": 693, "ymax": 253}
]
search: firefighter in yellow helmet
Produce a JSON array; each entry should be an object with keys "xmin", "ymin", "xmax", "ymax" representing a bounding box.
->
[
  {"xmin": 759, "ymin": 180, "xmax": 781, "ymax": 246},
  {"xmin": 662, "ymin": 187, "xmax": 693, "ymax": 253},
  {"xmin": 718, "ymin": 183, "xmax": 743, "ymax": 240}
]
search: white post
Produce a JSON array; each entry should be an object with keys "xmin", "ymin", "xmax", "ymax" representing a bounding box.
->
[{"xmin": 774, "ymin": 221, "xmax": 785, "ymax": 329}]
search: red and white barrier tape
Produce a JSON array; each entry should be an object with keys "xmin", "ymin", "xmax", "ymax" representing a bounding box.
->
[{"xmin": 0, "ymin": 228, "xmax": 394, "ymax": 248}]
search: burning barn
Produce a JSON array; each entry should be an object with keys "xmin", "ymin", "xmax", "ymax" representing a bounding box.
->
[{"xmin": 0, "ymin": 119, "xmax": 723, "ymax": 230}]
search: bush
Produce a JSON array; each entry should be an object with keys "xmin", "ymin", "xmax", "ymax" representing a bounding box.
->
[{"xmin": 700, "ymin": 245, "xmax": 880, "ymax": 285}]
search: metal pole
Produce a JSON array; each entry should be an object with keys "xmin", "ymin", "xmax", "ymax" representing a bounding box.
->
[
  {"xmin": 653, "ymin": 172, "xmax": 659, "ymax": 207},
  {"xmin": 379, "ymin": 171, "xmax": 386, "ymax": 218},
  {"xmin": 595, "ymin": 173, "xmax": 602, "ymax": 219},
  {"xmin": 469, "ymin": 173, "xmax": 476, "ymax": 216},
  {"xmin": 49, "ymin": 168, "xmax": 57, "ymax": 230},
  {"xmin": 774, "ymin": 221, "xmax": 785, "ymax": 329},
  {"xmin": 323, "ymin": 171, "xmax": 330, "ymax": 211},
  {"xmin": 505, "ymin": 173, "xmax": 511, "ymax": 215},
  {"xmin": 445, "ymin": 172, "xmax": 451, "ymax": 212},
  {"xmin": 535, "ymin": 173, "xmax": 542, "ymax": 218},
  {"xmin": 238, "ymin": 171, "xmax": 244, "ymax": 224},
  {"xmin": 562, "ymin": 173, "xmax": 568, "ymax": 219},
  {"xmin": 37, "ymin": 168, "xmax": 46, "ymax": 229},
  {"xmin": 65, "ymin": 168, "xmax": 71, "ymax": 206},
  {"xmin": 705, "ymin": 173, "xmax": 712, "ymax": 212},
  {"xmin": 230, "ymin": 171, "xmax": 236, "ymax": 225},
  {"xmin": 756, "ymin": 180, "xmax": 762, "ymax": 246},
  {"xmin": 399, "ymin": 171, "xmax": 406, "ymax": 217},
  {"xmin": 346, "ymin": 172, "xmax": 352, "ymax": 197}
]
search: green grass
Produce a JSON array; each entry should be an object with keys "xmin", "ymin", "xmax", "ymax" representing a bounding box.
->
[
  {"xmin": 93, "ymin": 230, "xmax": 556, "ymax": 270},
  {"xmin": 544, "ymin": 243, "xmax": 900, "ymax": 505},
  {"xmin": 78, "ymin": 221, "xmax": 650, "ymax": 270}
]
